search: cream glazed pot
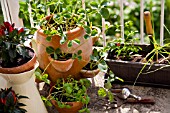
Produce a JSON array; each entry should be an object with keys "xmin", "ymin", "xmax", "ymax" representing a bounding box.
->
[{"xmin": 0, "ymin": 62, "xmax": 48, "ymax": 113}]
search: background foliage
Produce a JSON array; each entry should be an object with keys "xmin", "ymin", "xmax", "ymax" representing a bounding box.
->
[{"xmin": 0, "ymin": 0, "xmax": 170, "ymax": 43}]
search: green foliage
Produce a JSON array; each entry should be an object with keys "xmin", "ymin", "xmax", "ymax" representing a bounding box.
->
[
  {"xmin": 0, "ymin": 87, "xmax": 28, "ymax": 113},
  {"xmin": 46, "ymin": 76, "xmax": 91, "ymax": 112},
  {"xmin": 19, "ymin": 0, "xmax": 110, "ymax": 36},
  {"xmin": 46, "ymin": 47, "xmax": 82, "ymax": 61},
  {"xmin": 84, "ymin": 48, "xmax": 108, "ymax": 73},
  {"xmin": 106, "ymin": 21, "xmax": 142, "ymax": 60},
  {"xmin": 34, "ymin": 67, "xmax": 51, "ymax": 84}
]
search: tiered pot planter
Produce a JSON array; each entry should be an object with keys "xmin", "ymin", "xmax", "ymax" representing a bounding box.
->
[
  {"xmin": 34, "ymin": 27, "xmax": 93, "ymax": 83},
  {"xmin": 105, "ymin": 44, "xmax": 170, "ymax": 87},
  {"xmin": 0, "ymin": 47, "xmax": 48, "ymax": 113}
]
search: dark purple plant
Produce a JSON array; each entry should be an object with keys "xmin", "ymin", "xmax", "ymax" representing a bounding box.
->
[{"xmin": 0, "ymin": 87, "xmax": 28, "ymax": 113}]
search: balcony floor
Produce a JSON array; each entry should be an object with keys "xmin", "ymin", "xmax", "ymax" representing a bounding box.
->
[{"xmin": 40, "ymin": 72, "xmax": 170, "ymax": 113}]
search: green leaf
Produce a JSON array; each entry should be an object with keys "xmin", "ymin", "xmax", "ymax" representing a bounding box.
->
[
  {"xmin": 65, "ymin": 105, "xmax": 71, "ymax": 108},
  {"xmin": 72, "ymin": 53, "xmax": 77, "ymax": 59},
  {"xmin": 46, "ymin": 36, "xmax": 52, "ymax": 42},
  {"xmin": 54, "ymin": 52, "xmax": 58, "ymax": 60},
  {"xmin": 55, "ymin": 48, "xmax": 61, "ymax": 54},
  {"xmin": 104, "ymin": 82, "xmax": 112, "ymax": 89},
  {"xmin": 64, "ymin": 85, "xmax": 72, "ymax": 94},
  {"xmin": 90, "ymin": 55, "xmax": 97, "ymax": 61},
  {"xmin": 4, "ymin": 42, "xmax": 11, "ymax": 49},
  {"xmin": 101, "ymin": 0, "xmax": 110, "ymax": 7},
  {"xmin": 63, "ymin": 0, "xmax": 70, "ymax": 5},
  {"xmin": 98, "ymin": 63, "xmax": 107, "ymax": 72},
  {"xmin": 35, "ymin": 71, "xmax": 42, "ymax": 80},
  {"xmin": 84, "ymin": 34, "xmax": 90, "ymax": 39},
  {"xmin": 43, "ymin": 30, "xmax": 50, "ymax": 35},
  {"xmin": 84, "ymin": 26, "xmax": 91, "ymax": 34},
  {"xmin": 78, "ymin": 8, "xmax": 85, "ymax": 14},
  {"xmin": 46, "ymin": 100, "xmax": 52, "ymax": 107},
  {"xmin": 50, "ymin": 30, "xmax": 58, "ymax": 35},
  {"xmin": 42, "ymin": 74, "xmax": 48, "ymax": 79},
  {"xmin": 100, "ymin": 7, "xmax": 109, "ymax": 19},
  {"xmin": 64, "ymin": 13, "xmax": 71, "ymax": 18},
  {"xmin": 90, "ymin": 1, "xmax": 98, "ymax": 9},
  {"xmin": 79, "ymin": 108, "xmax": 87, "ymax": 113},
  {"xmin": 67, "ymin": 40, "xmax": 73, "ymax": 48},
  {"xmin": 77, "ymin": 50, "xmax": 82, "ymax": 55},
  {"xmin": 108, "ymin": 91, "xmax": 114, "ymax": 102},
  {"xmin": 85, "ymin": 96, "xmax": 90, "ymax": 104},
  {"xmin": 46, "ymin": 46, "xmax": 54, "ymax": 54},
  {"xmin": 98, "ymin": 88, "xmax": 107, "ymax": 97},
  {"xmin": 73, "ymin": 39, "xmax": 80, "ymax": 44},
  {"xmin": 57, "ymin": 101, "xmax": 65, "ymax": 108},
  {"xmin": 77, "ymin": 56, "xmax": 82, "ymax": 61},
  {"xmin": 91, "ymin": 29, "xmax": 98, "ymax": 36}
]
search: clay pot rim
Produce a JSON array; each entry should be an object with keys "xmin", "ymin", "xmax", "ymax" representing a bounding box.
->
[
  {"xmin": 80, "ymin": 68, "xmax": 100, "ymax": 78},
  {"xmin": 0, "ymin": 47, "xmax": 36, "ymax": 74}
]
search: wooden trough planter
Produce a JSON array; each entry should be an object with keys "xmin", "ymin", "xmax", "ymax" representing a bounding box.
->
[{"xmin": 105, "ymin": 44, "xmax": 170, "ymax": 88}]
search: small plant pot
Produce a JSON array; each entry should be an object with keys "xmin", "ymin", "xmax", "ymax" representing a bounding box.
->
[
  {"xmin": 80, "ymin": 68, "xmax": 100, "ymax": 78},
  {"xmin": 51, "ymin": 100, "xmax": 83, "ymax": 113},
  {"xmin": 0, "ymin": 47, "xmax": 36, "ymax": 74},
  {"xmin": 48, "ymin": 56, "xmax": 74, "ymax": 73}
]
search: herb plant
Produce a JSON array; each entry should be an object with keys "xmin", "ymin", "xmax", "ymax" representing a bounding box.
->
[
  {"xmin": 42, "ymin": 76, "xmax": 91, "ymax": 113},
  {"xmin": 107, "ymin": 21, "xmax": 142, "ymax": 60}
]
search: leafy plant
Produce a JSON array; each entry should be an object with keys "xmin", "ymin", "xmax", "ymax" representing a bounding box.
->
[
  {"xmin": 19, "ymin": 0, "xmax": 110, "ymax": 45},
  {"xmin": 0, "ymin": 22, "xmax": 32, "ymax": 68},
  {"xmin": 98, "ymin": 70, "xmax": 124, "ymax": 104},
  {"xmin": 46, "ymin": 47, "xmax": 82, "ymax": 61},
  {"xmin": 83, "ymin": 48, "xmax": 108, "ymax": 73},
  {"xmin": 0, "ymin": 87, "xmax": 28, "ymax": 113},
  {"xmin": 106, "ymin": 21, "xmax": 142, "ymax": 60},
  {"xmin": 42, "ymin": 76, "xmax": 91, "ymax": 113}
]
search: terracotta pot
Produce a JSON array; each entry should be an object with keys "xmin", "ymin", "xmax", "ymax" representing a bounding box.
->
[
  {"xmin": 34, "ymin": 25, "xmax": 93, "ymax": 83},
  {"xmin": 51, "ymin": 99, "xmax": 83, "ymax": 113},
  {"xmin": 0, "ymin": 47, "xmax": 36, "ymax": 74},
  {"xmin": 80, "ymin": 68, "xmax": 100, "ymax": 78}
]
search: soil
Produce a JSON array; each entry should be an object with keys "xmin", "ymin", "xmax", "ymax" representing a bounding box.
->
[
  {"xmin": 0, "ymin": 47, "xmax": 34, "ymax": 68},
  {"xmin": 39, "ymin": 72, "xmax": 170, "ymax": 113}
]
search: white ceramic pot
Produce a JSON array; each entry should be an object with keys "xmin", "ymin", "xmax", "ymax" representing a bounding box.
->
[{"xmin": 0, "ymin": 62, "xmax": 47, "ymax": 113}]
